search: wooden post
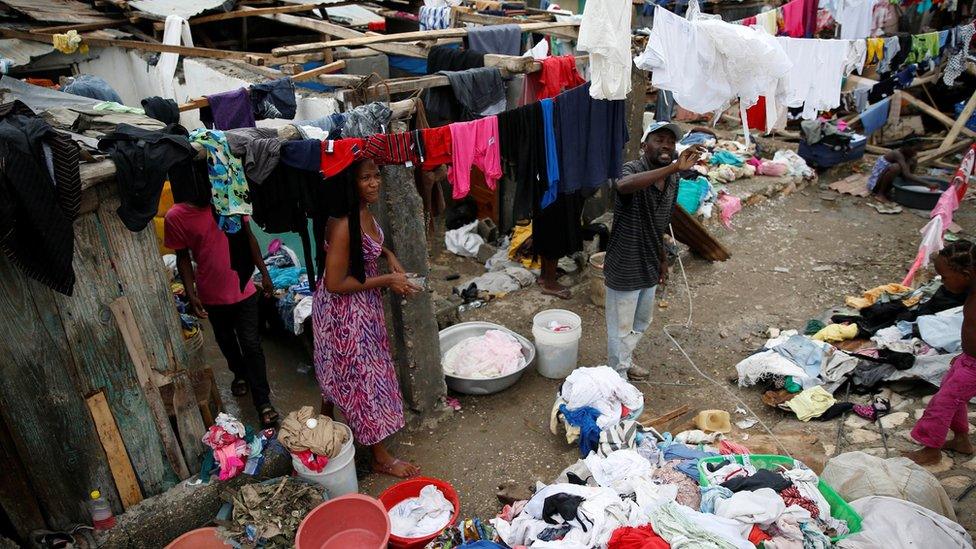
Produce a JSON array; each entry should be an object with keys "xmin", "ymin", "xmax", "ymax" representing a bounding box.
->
[{"xmin": 935, "ymin": 90, "xmax": 976, "ymax": 155}]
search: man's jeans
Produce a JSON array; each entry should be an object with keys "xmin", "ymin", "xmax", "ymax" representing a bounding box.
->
[{"xmin": 605, "ymin": 285, "xmax": 657, "ymax": 377}]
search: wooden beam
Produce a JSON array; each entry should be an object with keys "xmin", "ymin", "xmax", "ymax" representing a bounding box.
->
[
  {"xmin": 245, "ymin": 6, "xmax": 431, "ymax": 58},
  {"xmin": 919, "ymin": 138, "xmax": 974, "ymax": 165},
  {"xmin": 153, "ymin": 3, "xmax": 327, "ymax": 30},
  {"xmin": 901, "ymin": 91, "xmax": 976, "ymax": 140},
  {"xmin": 86, "ymin": 391, "xmax": 143, "ymax": 510},
  {"xmin": 31, "ymin": 19, "xmax": 130, "ymax": 34},
  {"xmin": 935, "ymin": 89, "xmax": 976, "ymax": 155},
  {"xmin": 0, "ymin": 29, "xmax": 273, "ymax": 63},
  {"xmin": 109, "ymin": 297, "xmax": 190, "ymax": 480},
  {"xmin": 271, "ymin": 21, "xmax": 578, "ymax": 56},
  {"xmin": 177, "ymin": 60, "xmax": 346, "ymax": 112},
  {"xmin": 452, "ymin": 8, "xmax": 578, "ymax": 40}
]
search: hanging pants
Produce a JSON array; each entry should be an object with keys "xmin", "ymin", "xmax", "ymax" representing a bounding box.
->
[{"xmin": 912, "ymin": 353, "xmax": 976, "ymax": 448}]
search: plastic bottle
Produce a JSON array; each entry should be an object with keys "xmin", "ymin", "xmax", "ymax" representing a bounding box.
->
[{"xmin": 88, "ymin": 490, "xmax": 116, "ymax": 530}]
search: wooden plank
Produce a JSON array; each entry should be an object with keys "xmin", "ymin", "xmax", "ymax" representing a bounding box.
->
[
  {"xmin": 671, "ymin": 207, "xmax": 731, "ymax": 261},
  {"xmin": 31, "ymin": 19, "xmax": 130, "ymax": 34},
  {"xmin": 453, "ymin": 8, "xmax": 578, "ymax": 40},
  {"xmin": 109, "ymin": 297, "xmax": 191, "ymax": 479},
  {"xmin": 96, "ymin": 189, "xmax": 189, "ymax": 375},
  {"xmin": 919, "ymin": 138, "xmax": 974, "ymax": 165},
  {"xmin": 172, "ymin": 373, "xmax": 207, "ymax": 471},
  {"xmin": 901, "ymin": 91, "xmax": 976, "ymax": 140},
  {"xmin": 152, "ymin": 2, "xmax": 327, "ymax": 29},
  {"xmin": 0, "ymin": 416, "xmax": 46, "ymax": 540},
  {"xmin": 54, "ymin": 211, "xmax": 178, "ymax": 496},
  {"xmin": 86, "ymin": 391, "xmax": 144, "ymax": 509},
  {"xmin": 0, "ymin": 258, "xmax": 121, "ymax": 527},
  {"xmin": 935, "ymin": 90, "xmax": 976, "ymax": 155},
  {"xmin": 271, "ymin": 21, "xmax": 578, "ymax": 56},
  {"xmin": 246, "ymin": 6, "xmax": 431, "ymax": 58},
  {"xmin": 639, "ymin": 404, "xmax": 691, "ymax": 430},
  {"xmin": 0, "ymin": 29, "xmax": 274, "ymax": 62}
]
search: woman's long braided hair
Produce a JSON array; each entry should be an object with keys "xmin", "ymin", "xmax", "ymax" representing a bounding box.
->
[{"xmin": 939, "ymin": 240, "xmax": 976, "ymax": 274}]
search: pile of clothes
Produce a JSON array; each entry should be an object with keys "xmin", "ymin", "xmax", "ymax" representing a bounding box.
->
[
  {"xmin": 201, "ymin": 413, "xmax": 270, "ymax": 481},
  {"xmin": 735, "ymin": 278, "xmax": 966, "ymax": 421},
  {"xmin": 551, "ymin": 366, "xmax": 646, "ymax": 457},
  {"xmin": 489, "ymin": 434, "xmax": 846, "ymax": 547},
  {"xmin": 254, "ymin": 242, "xmax": 314, "ymax": 335},
  {"xmin": 443, "ymin": 329, "xmax": 527, "ymax": 378},
  {"xmin": 390, "ymin": 484, "xmax": 455, "ymax": 538},
  {"xmin": 278, "ymin": 406, "xmax": 349, "ymax": 474}
]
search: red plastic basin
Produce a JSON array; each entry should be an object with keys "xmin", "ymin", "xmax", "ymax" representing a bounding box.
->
[
  {"xmin": 165, "ymin": 527, "xmax": 231, "ymax": 548},
  {"xmin": 378, "ymin": 477, "xmax": 461, "ymax": 549},
  {"xmin": 295, "ymin": 494, "xmax": 390, "ymax": 549}
]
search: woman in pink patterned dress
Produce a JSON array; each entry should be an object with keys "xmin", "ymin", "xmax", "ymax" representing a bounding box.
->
[{"xmin": 313, "ymin": 159, "xmax": 421, "ymax": 478}]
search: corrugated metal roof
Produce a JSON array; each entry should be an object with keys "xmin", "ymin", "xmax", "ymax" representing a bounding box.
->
[
  {"xmin": 0, "ymin": 0, "xmax": 115, "ymax": 24},
  {"xmin": 126, "ymin": 0, "xmax": 228, "ymax": 19},
  {"xmin": 0, "ymin": 38, "xmax": 55, "ymax": 67}
]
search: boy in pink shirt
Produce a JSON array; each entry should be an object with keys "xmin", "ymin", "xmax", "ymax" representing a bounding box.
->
[{"xmin": 165, "ymin": 193, "xmax": 280, "ymax": 427}]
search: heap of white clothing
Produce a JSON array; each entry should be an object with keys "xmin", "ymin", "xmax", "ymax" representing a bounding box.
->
[
  {"xmin": 389, "ymin": 484, "xmax": 454, "ymax": 538},
  {"xmin": 560, "ymin": 365, "xmax": 644, "ymax": 428}
]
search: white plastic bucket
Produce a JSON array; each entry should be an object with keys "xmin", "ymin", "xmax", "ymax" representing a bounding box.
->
[
  {"xmin": 532, "ymin": 309, "xmax": 582, "ymax": 379},
  {"xmin": 291, "ymin": 423, "xmax": 358, "ymax": 499}
]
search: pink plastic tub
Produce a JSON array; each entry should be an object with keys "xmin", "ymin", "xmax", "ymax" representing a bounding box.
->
[
  {"xmin": 165, "ymin": 527, "xmax": 231, "ymax": 548},
  {"xmin": 295, "ymin": 494, "xmax": 390, "ymax": 549}
]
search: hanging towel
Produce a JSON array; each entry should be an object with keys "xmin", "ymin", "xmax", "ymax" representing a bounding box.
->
[
  {"xmin": 861, "ymin": 97, "xmax": 891, "ymax": 135},
  {"xmin": 202, "ymin": 88, "xmax": 256, "ymax": 130},
  {"xmin": 466, "ymin": 24, "xmax": 522, "ymax": 55}
]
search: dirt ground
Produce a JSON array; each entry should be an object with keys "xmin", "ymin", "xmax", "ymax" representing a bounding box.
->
[{"xmin": 204, "ymin": 156, "xmax": 976, "ymax": 535}]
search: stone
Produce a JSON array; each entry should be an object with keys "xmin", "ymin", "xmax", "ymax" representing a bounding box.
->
[
  {"xmin": 916, "ymin": 408, "xmax": 926, "ymax": 420},
  {"xmin": 860, "ymin": 447, "xmax": 889, "ymax": 457},
  {"xmin": 898, "ymin": 429, "xmax": 917, "ymax": 444},
  {"xmin": 922, "ymin": 395, "xmax": 934, "ymax": 405},
  {"xmin": 962, "ymin": 456, "xmax": 976, "ymax": 471},
  {"xmin": 940, "ymin": 475, "xmax": 972, "ymax": 494},
  {"xmin": 849, "ymin": 429, "xmax": 881, "ymax": 444},
  {"xmin": 880, "ymin": 412, "xmax": 910, "ymax": 429},
  {"xmin": 922, "ymin": 453, "xmax": 954, "ymax": 474},
  {"xmin": 845, "ymin": 415, "xmax": 872, "ymax": 429},
  {"xmin": 823, "ymin": 443, "xmax": 836, "ymax": 457}
]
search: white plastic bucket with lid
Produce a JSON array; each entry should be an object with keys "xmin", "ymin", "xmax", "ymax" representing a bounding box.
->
[
  {"xmin": 291, "ymin": 422, "xmax": 358, "ymax": 498},
  {"xmin": 532, "ymin": 309, "xmax": 583, "ymax": 379}
]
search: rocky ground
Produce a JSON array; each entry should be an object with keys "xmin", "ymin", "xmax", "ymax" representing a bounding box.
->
[{"xmin": 204, "ymin": 152, "xmax": 976, "ymax": 535}]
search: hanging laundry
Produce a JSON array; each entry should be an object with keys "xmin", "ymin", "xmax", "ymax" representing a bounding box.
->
[
  {"xmin": 554, "ymin": 81, "xmax": 628, "ymax": 194},
  {"xmin": 497, "ymin": 101, "xmax": 547, "ymax": 221},
  {"xmin": 447, "ymin": 116, "xmax": 502, "ymax": 199},
  {"xmin": 224, "ymin": 127, "xmax": 281, "ymax": 185},
  {"xmin": 361, "ymin": 133, "xmax": 415, "ymax": 165},
  {"xmin": 781, "ymin": 0, "xmax": 817, "ymax": 38},
  {"xmin": 540, "ymin": 98, "xmax": 560, "ymax": 209},
  {"xmin": 860, "ymin": 97, "xmax": 891, "ymax": 135},
  {"xmin": 426, "ymin": 44, "xmax": 485, "ymax": 74},
  {"xmin": 420, "ymin": 126, "xmax": 453, "ymax": 169},
  {"xmin": 189, "ymin": 128, "xmax": 252, "ymax": 233},
  {"xmin": 878, "ymin": 35, "xmax": 901, "ymax": 73},
  {"xmin": 830, "ymin": 0, "xmax": 877, "ymax": 39},
  {"xmin": 636, "ymin": 4, "xmax": 791, "ymax": 117},
  {"xmin": 0, "ymin": 110, "xmax": 81, "ymax": 295},
  {"xmin": 466, "ymin": 24, "xmax": 521, "ymax": 55},
  {"xmin": 755, "ymin": 8, "xmax": 779, "ymax": 35},
  {"xmin": 776, "ymin": 37, "xmax": 850, "ymax": 119},
  {"xmin": 420, "ymin": 5, "xmax": 452, "ymax": 30},
  {"xmin": 249, "ymin": 78, "xmax": 297, "ymax": 121},
  {"xmin": 865, "ymin": 37, "xmax": 884, "ymax": 64},
  {"xmin": 320, "ymin": 138, "xmax": 366, "ymax": 177},
  {"xmin": 906, "ymin": 32, "xmax": 940, "ymax": 64},
  {"xmin": 535, "ymin": 55, "xmax": 586, "ymax": 100},
  {"xmin": 577, "ymin": 0, "xmax": 632, "ymax": 100},
  {"xmin": 427, "ymin": 67, "xmax": 507, "ymax": 121},
  {"xmin": 202, "ymin": 87, "xmax": 256, "ymax": 130},
  {"xmin": 342, "ymin": 102, "xmax": 392, "ymax": 137},
  {"xmin": 944, "ymin": 23, "xmax": 975, "ymax": 86}
]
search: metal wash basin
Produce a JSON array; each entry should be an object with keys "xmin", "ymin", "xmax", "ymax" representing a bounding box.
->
[{"xmin": 439, "ymin": 321, "xmax": 535, "ymax": 395}]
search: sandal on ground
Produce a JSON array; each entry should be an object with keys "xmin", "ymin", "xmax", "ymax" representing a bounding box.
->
[
  {"xmin": 258, "ymin": 405, "xmax": 280, "ymax": 429},
  {"xmin": 231, "ymin": 378, "xmax": 248, "ymax": 397}
]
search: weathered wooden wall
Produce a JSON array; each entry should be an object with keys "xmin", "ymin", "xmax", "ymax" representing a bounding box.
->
[{"xmin": 0, "ymin": 180, "xmax": 191, "ymax": 534}]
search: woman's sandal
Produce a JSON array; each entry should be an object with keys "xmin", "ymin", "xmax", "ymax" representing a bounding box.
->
[
  {"xmin": 231, "ymin": 378, "xmax": 248, "ymax": 397},
  {"xmin": 259, "ymin": 405, "xmax": 280, "ymax": 429}
]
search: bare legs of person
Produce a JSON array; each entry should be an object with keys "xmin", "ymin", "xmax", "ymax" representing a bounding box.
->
[
  {"xmin": 872, "ymin": 164, "xmax": 902, "ymax": 201},
  {"xmin": 539, "ymin": 256, "xmax": 571, "ymax": 299},
  {"xmin": 320, "ymin": 398, "xmax": 420, "ymax": 478}
]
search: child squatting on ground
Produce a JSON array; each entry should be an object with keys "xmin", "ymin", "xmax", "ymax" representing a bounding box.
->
[{"xmin": 905, "ymin": 240, "xmax": 976, "ymax": 465}]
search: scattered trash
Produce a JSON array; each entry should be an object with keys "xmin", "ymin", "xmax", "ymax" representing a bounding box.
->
[
  {"xmin": 444, "ymin": 396, "xmax": 462, "ymax": 411},
  {"xmin": 868, "ymin": 202, "xmax": 903, "ymax": 214},
  {"xmin": 218, "ymin": 477, "xmax": 324, "ymax": 548},
  {"xmin": 773, "ymin": 267, "xmax": 790, "ymax": 273},
  {"xmin": 735, "ymin": 418, "xmax": 758, "ymax": 430}
]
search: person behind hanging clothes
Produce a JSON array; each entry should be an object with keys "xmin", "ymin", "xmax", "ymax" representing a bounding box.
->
[
  {"xmin": 164, "ymin": 162, "xmax": 281, "ymax": 428},
  {"xmin": 866, "ymin": 139, "xmax": 937, "ymax": 198},
  {"xmin": 904, "ymin": 240, "xmax": 976, "ymax": 466},
  {"xmin": 312, "ymin": 159, "xmax": 423, "ymax": 479},
  {"xmin": 602, "ymin": 122, "xmax": 704, "ymax": 380}
]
